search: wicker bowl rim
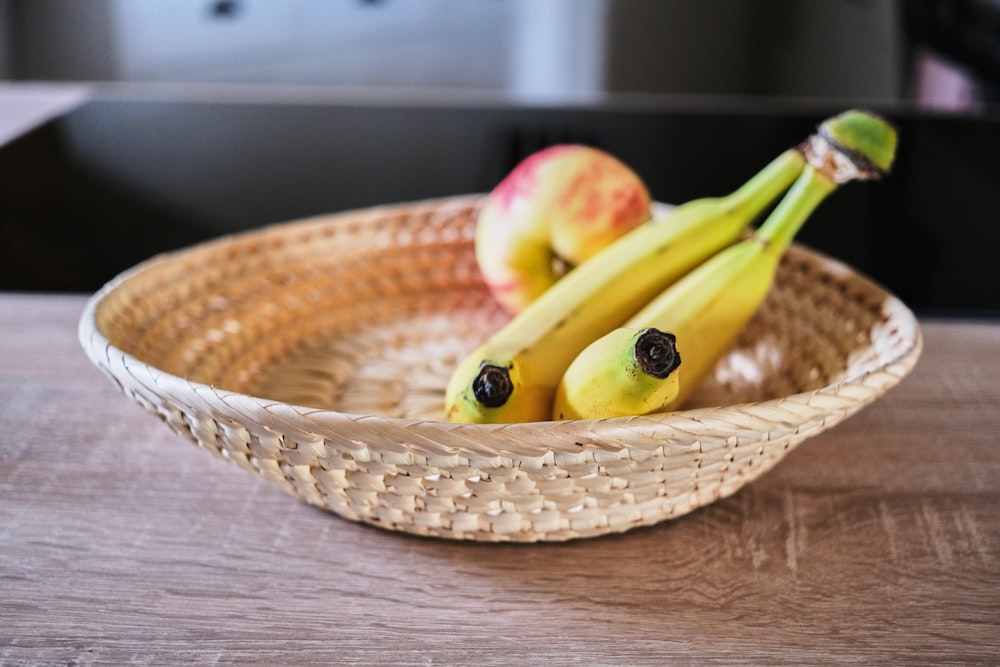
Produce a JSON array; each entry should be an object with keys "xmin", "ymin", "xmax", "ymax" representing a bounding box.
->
[{"xmin": 77, "ymin": 195, "xmax": 924, "ymax": 541}]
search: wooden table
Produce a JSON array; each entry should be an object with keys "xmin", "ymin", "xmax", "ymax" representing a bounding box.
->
[{"xmin": 2, "ymin": 292, "xmax": 998, "ymax": 665}]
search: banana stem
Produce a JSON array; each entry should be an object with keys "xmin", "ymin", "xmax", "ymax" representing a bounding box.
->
[
  {"xmin": 754, "ymin": 166, "xmax": 837, "ymax": 256},
  {"xmin": 756, "ymin": 110, "xmax": 899, "ymax": 255},
  {"xmin": 726, "ymin": 149, "xmax": 807, "ymax": 214}
]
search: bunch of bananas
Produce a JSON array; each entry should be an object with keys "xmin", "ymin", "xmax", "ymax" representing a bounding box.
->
[{"xmin": 446, "ymin": 110, "xmax": 898, "ymax": 423}]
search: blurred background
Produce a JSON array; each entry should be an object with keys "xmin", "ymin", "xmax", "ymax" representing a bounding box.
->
[
  {"xmin": 3, "ymin": 0, "xmax": 998, "ymax": 105},
  {"xmin": 1, "ymin": 0, "xmax": 998, "ymax": 315}
]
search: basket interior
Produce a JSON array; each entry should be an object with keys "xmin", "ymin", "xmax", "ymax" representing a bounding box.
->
[{"xmin": 93, "ymin": 196, "xmax": 907, "ymax": 422}]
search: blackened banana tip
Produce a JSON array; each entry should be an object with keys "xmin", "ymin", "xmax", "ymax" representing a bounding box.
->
[
  {"xmin": 472, "ymin": 363, "xmax": 514, "ymax": 408},
  {"xmin": 634, "ymin": 328, "xmax": 681, "ymax": 380}
]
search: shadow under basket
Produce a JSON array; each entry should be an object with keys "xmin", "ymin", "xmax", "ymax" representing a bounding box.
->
[{"xmin": 79, "ymin": 195, "xmax": 922, "ymax": 542}]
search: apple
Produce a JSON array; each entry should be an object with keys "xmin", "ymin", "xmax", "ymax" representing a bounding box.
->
[{"xmin": 475, "ymin": 144, "xmax": 652, "ymax": 314}]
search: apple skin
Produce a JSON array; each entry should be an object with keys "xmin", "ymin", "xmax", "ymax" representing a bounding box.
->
[{"xmin": 475, "ymin": 144, "xmax": 652, "ymax": 314}]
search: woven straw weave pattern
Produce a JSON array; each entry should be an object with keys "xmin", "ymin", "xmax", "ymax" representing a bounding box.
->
[{"xmin": 79, "ymin": 195, "xmax": 922, "ymax": 542}]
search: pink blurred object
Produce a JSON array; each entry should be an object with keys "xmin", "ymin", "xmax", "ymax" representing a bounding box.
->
[{"xmin": 914, "ymin": 49, "xmax": 983, "ymax": 112}]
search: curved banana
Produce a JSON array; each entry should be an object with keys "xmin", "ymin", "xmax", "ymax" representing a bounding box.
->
[
  {"xmin": 446, "ymin": 146, "xmax": 807, "ymax": 423},
  {"xmin": 475, "ymin": 144, "xmax": 653, "ymax": 314},
  {"xmin": 552, "ymin": 327, "xmax": 681, "ymax": 420},
  {"xmin": 551, "ymin": 109, "xmax": 898, "ymax": 420}
]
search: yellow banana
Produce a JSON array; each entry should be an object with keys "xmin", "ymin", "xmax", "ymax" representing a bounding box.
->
[
  {"xmin": 552, "ymin": 109, "xmax": 898, "ymax": 420},
  {"xmin": 446, "ymin": 146, "xmax": 807, "ymax": 423},
  {"xmin": 553, "ymin": 327, "xmax": 681, "ymax": 420}
]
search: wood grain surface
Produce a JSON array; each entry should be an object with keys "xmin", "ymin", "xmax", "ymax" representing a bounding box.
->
[{"xmin": 1, "ymin": 293, "xmax": 998, "ymax": 666}]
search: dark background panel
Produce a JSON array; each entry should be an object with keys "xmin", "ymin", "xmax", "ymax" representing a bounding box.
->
[{"xmin": 1, "ymin": 97, "xmax": 997, "ymax": 317}]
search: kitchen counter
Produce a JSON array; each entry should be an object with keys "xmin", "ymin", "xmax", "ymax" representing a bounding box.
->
[
  {"xmin": 1, "ymin": 291, "xmax": 997, "ymax": 665},
  {"xmin": 0, "ymin": 82, "xmax": 91, "ymax": 146}
]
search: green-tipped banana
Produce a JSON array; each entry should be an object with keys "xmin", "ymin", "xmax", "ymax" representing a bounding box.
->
[
  {"xmin": 445, "ymin": 146, "xmax": 807, "ymax": 423},
  {"xmin": 552, "ymin": 109, "xmax": 897, "ymax": 420},
  {"xmin": 553, "ymin": 327, "xmax": 682, "ymax": 420}
]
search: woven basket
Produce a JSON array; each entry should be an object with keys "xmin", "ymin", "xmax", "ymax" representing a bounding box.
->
[{"xmin": 79, "ymin": 195, "xmax": 922, "ymax": 542}]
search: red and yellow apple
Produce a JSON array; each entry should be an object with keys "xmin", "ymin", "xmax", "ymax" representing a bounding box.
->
[{"xmin": 475, "ymin": 144, "xmax": 653, "ymax": 314}]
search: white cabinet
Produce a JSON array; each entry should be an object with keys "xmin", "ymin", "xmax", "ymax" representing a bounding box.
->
[
  {"xmin": 109, "ymin": 0, "xmax": 516, "ymax": 89},
  {"xmin": 111, "ymin": 0, "xmax": 295, "ymax": 79}
]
